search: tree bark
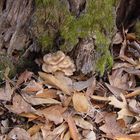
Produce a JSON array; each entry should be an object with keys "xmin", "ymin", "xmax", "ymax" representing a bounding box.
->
[{"xmin": 0, "ymin": 0, "xmax": 34, "ymax": 57}]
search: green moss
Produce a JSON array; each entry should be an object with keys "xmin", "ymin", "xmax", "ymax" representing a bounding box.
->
[{"xmin": 35, "ymin": 0, "xmax": 115, "ymax": 75}]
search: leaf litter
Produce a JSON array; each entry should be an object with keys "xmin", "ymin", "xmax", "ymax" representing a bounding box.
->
[{"xmin": 1, "ymin": 22, "xmax": 140, "ymax": 140}]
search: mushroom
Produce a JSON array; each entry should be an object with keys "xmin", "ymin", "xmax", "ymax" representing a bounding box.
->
[
  {"xmin": 42, "ymin": 51, "xmax": 76, "ymax": 76},
  {"xmin": 43, "ymin": 51, "xmax": 65, "ymax": 65},
  {"xmin": 42, "ymin": 63, "xmax": 58, "ymax": 73}
]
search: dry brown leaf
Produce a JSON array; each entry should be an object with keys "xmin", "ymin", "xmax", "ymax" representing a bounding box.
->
[
  {"xmin": 16, "ymin": 70, "xmax": 33, "ymax": 86},
  {"xmin": 27, "ymin": 124, "xmax": 42, "ymax": 136},
  {"xmin": 74, "ymin": 115, "xmax": 93, "ymax": 130},
  {"xmin": 0, "ymin": 80, "xmax": 13, "ymax": 101},
  {"xmin": 99, "ymin": 113, "xmax": 125, "ymax": 138},
  {"xmin": 63, "ymin": 131, "xmax": 71, "ymax": 140},
  {"xmin": 22, "ymin": 80, "xmax": 43, "ymax": 93},
  {"xmin": 72, "ymin": 92, "xmax": 89, "ymax": 113},
  {"xmin": 8, "ymin": 127, "xmax": 31, "ymax": 140},
  {"xmin": 41, "ymin": 123, "xmax": 68, "ymax": 140},
  {"xmin": 82, "ymin": 130, "xmax": 96, "ymax": 140},
  {"xmin": 31, "ymin": 132, "xmax": 43, "ymax": 140},
  {"xmin": 39, "ymin": 72, "xmax": 71, "ymax": 95},
  {"xmin": 73, "ymin": 76, "xmax": 95, "ymax": 91},
  {"xmin": 67, "ymin": 116, "xmax": 80, "ymax": 140},
  {"xmin": 6, "ymin": 94, "xmax": 35, "ymax": 114},
  {"xmin": 128, "ymin": 99, "xmax": 140, "ymax": 114},
  {"xmin": 108, "ymin": 69, "xmax": 130, "ymax": 90},
  {"xmin": 37, "ymin": 105, "xmax": 67, "ymax": 125},
  {"xmin": 22, "ymin": 93, "xmax": 60, "ymax": 105},
  {"xmin": 108, "ymin": 94, "xmax": 134, "ymax": 119},
  {"xmin": 35, "ymin": 89, "xmax": 57, "ymax": 99},
  {"xmin": 115, "ymin": 135, "xmax": 140, "ymax": 140},
  {"xmin": 105, "ymin": 83, "xmax": 126, "ymax": 99},
  {"xmin": 19, "ymin": 113, "xmax": 39, "ymax": 121}
]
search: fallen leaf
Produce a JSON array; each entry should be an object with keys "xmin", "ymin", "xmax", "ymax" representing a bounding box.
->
[
  {"xmin": 35, "ymin": 89, "xmax": 57, "ymax": 99},
  {"xmin": 39, "ymin": 72, "xmax": 71, "ymax": 95},
  {"xmin": 28, "ymin": 124, "xmax": 42, "ymax": 136},
  {"xmin": 128, "ymin": 99, "xmax": 140, "ymax": 114},
  {"xmin": 6, "ymin": 94, "xmax": 35, "ymax": 114},
  {"xmin": 115, "ymin": 135, "xmax": 140, "ymax": 140},
  {"xmin": 8, "ymin": 127, "xmax": 31, "ymax": 140},
  {"xmin": 16, "ymin": 70, "xmax": 33, "ymax": 86},
  {"xmin": 74, "ymin": 115, "xmax": 93, "ymax": 130},
  {"xmin": 22, "ymin": 80, "xmax": 43, "ymax": 93},
  {"xmin": 73, "ymin": 76, "xmax": 95, "ymax": 91},
  {"xmin": 22, "ymin": 93, "xmax": 60, "ymax": 105},
  {"xmin": 99, "ymin": 113, "xmax": 125, "ymax": 138},
  {"xmin": 19, "ymin": 113, "xmax": 39, "ymax": 121},
  {"xmin": 82, "ymin": 130, "xmax": 96, "ymax": 140},
  {"xmin": 0, "ymin": 80, "xmax": 13, "ymax": 101},
  {"xmin": 67, "ymin": 116, "xmax": 80, "ymax": 140},
  {"xmin": 63, "ymin": 131, "xmax": 71, "ymax": 140},
  {"xmin": 108, "ymin": 69, "xmax": 130, "ymax": 90},
  {"xmin": 37, "ymin": 105, "xmax": 67, "ymax": 125},
  {"xmin": 108, "ymin": 94, "xmax": 134, "ymax": 119},
  {"xmin": 31, "ymin": 132, "xmax": 43, "ymax": 140},
  {"xmin": 72, "ymin": 92, "xmax": 89, "ymax": 113}
]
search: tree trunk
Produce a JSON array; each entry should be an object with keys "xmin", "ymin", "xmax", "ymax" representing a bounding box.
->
[{"xmin": 0, "ymin": 0, "xmax": 34, "ymax": 56}]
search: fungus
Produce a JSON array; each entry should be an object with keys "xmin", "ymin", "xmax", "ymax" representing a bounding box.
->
[{"xmin": 42, "ymin": 51, "xmax": 75, "ymax": 76}]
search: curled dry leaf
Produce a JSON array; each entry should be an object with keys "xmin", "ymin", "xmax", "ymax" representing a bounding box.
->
[
  {"xmin": 39, "ymin": 72, "xmax": 71, "ymax": 95},
  {"xmin": 42, "ymin": 51, "xmax": 75, "ymax": 76},
  {"xmin": 72, "ymin": 92, "xmax": 89, "ymax": 113},
  {"xmin": 8, "ymin": 127, "xmax": 31, "ymax": 140}
]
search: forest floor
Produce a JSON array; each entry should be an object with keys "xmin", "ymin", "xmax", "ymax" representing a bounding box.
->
[
  {"xmin": 0, "ymin": 1, "xmax": 140, "ymax": 139},
  {"xmin": 0, "ymin": 30, "xmax": 140, "ymax": 140}
]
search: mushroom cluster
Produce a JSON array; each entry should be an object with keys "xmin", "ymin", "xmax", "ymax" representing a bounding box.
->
[{"xmin": 42, "ymin": 51, "xmax": 76, "ymax": 76}]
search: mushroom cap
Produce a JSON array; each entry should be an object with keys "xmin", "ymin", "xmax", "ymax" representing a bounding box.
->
[
  {"xmin": 58, "ymin": 56, "xmax": 74, "ymax": 69},
  {"xmin": 43, "ymin": 51, "xmax": 65, "ymax": 65},
  {"xmin": 42, "ymin": 63, "xmax": 58, "ymax": 73}
]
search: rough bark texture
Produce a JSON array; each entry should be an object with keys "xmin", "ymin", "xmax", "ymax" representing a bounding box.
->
[{"xmin": 0, "ymin": 0, "xmax": 34, "ymax": 57}]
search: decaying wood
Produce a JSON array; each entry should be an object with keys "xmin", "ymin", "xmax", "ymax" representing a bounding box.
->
[
  {"xmin": 71, "ymin": 38, "xmax": 96, "ymax": 74},
  {"xmin": 0, "ymin": 0, "xmax": 34, "ymax": 56}
]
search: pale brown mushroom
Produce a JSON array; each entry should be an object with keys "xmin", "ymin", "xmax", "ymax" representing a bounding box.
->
[
  {"xmin": 43, "ymin": 51, "xmax": 65, "ymax": 65},
  {"xmin": 42, "ymin": 51, "xmax": 76, "ymax": 76},
  {"xmin": 42, "ymin": 63, "xmax": 58, "ymax": 73}
]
